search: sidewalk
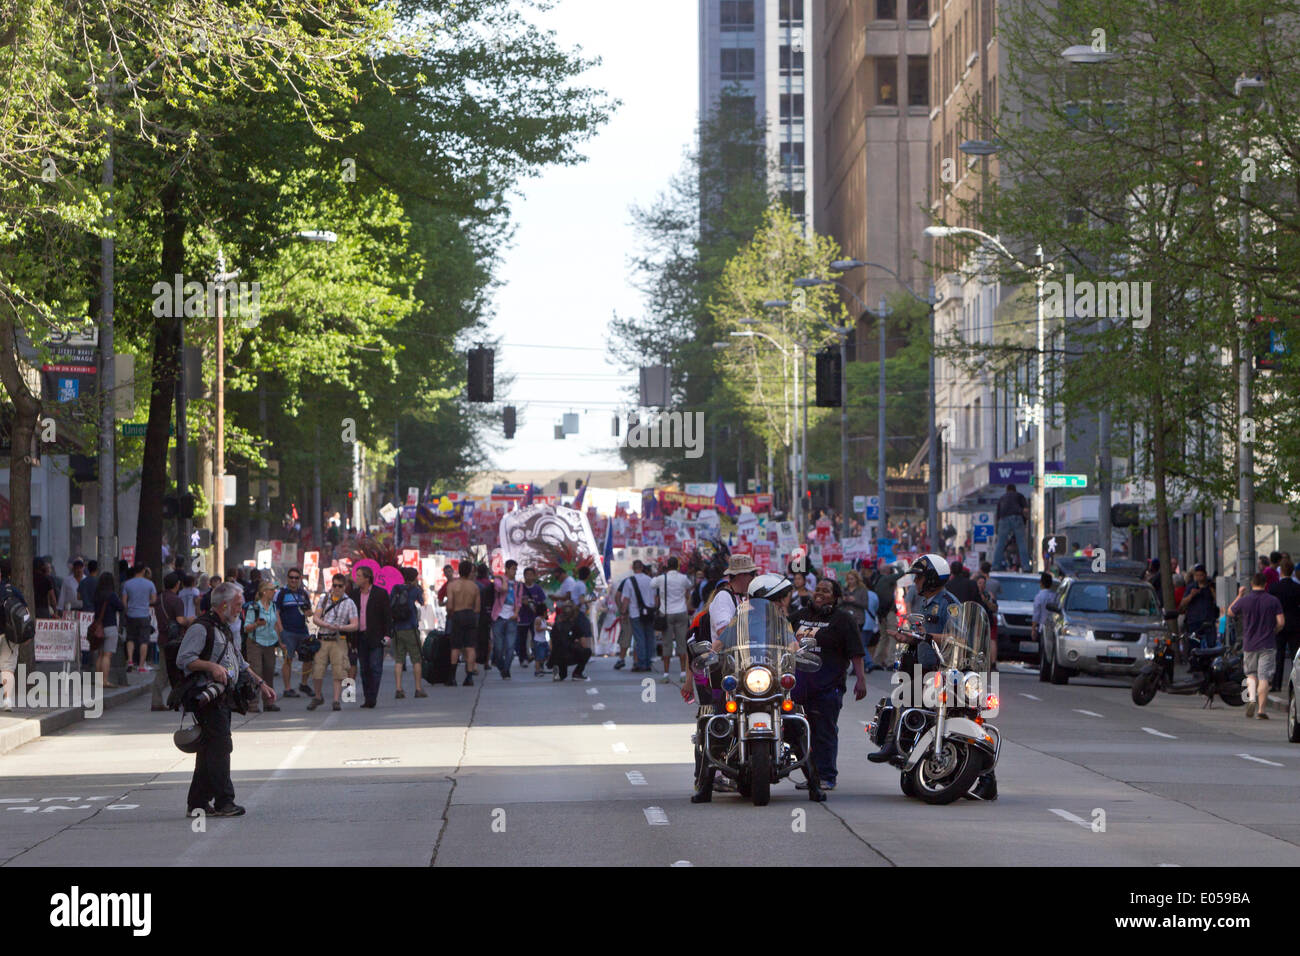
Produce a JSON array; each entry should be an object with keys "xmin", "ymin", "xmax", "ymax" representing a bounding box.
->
[{"xmin": 0, "ymin": 668, "xmax": 154, "ymax": 756}]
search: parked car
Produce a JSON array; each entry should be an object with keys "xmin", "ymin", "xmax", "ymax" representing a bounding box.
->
[
  {"xmin": 1039, "ymin": 574, "xmax": 1166, "ymax": 684},
  {"xmin": 1288, "ymin": 645, "xmax": 1300, "ymax": 743},
  {"xmin": 1049, "ymin": 555, "xmax": 1147, "ymax": 579},
  {"xmin": 988, "ymin": 572, "xmax": 1043, "ymax": 663}
]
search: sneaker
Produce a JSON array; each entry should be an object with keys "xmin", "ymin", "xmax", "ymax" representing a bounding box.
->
[
  {"xmin": 210, "ymin": 804, "xmax": 246, "ymax": 817},
  {"xmin": 613, "ymin": 659, "xmax": 625, "ymax": 670},
  {"xmin": 126, "ymin": 663, "xmax": 135, "ymax": 672},
  {"xmin": 414, "ymin": 690, "xmax": 427, "ymax": 698},
  {"xmin": 395, "ymin": 689, "xmax": 406, "ymax": 699},
  {"xmin": 308, "ymin": 697, "xmax": 324, "ymax": 711},
  {"xmin": 553, "ymin": 672, "xmax": 564, "ymax": 681},
  {"xmin": 1247, "ymin": 700, "xmax": 1258, "ymax": 718},
  {"xmin": 1, "ymin": 700, "xmax": 12, "ymax": 712},
  {"xmin": 282, "ymin": 688, "xmax": 300, "ymax": 698},
  {"xmin": 502, "ymin": 674, "xmax": 512, "ymax": 680},
  {"xmin": 150, "ymin": 704, "xmax": 169, "ymax": 712},
  {"xmin": 463, "ymin": 674, "xmax": 474, "ymax": 686},
  {"xmin": 138, "ymin": 664, "xmax": 152, "ymax": 672},
  {"xmin": 570, "ymin": 675, "xmax": 589, "ymax": 681},
  {"xmin": 265, "ymin": 704, "xmax": 281, "ymax": 712},
  {"xmin": 661, "ymin": 675, "xmax": 672, "ymax": 684},
  {"xmin": 298, "ymin": 683, "xmax": 315, "ymax": 696},
  {"xmin": 186, "ymin": 802, "xmax": 214, "ymax": 816},
  {"xmin": 332, "ymin": 701, "xmax": 341, "ymax": 711}
]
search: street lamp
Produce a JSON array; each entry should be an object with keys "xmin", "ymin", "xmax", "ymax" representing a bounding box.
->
[
  {"xmin": 1061, "ymin": 45, "xmax": 1117, "ymax": 65},
  {"xmin": 926, "ymin": 224, "xmax": 1052, "ymax": 571},
  {"xmin": 213, "ymin": 229, "xmax": 336, "ymax": 576}
]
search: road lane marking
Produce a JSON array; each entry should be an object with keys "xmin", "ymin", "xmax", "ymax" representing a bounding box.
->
[
  {"xmin": 1073, "ymin": 709, "xmax": 1104, "ymax": 718},
  {"xmin": 1156, "ymin": 863, "xmax": 1181, "ymax": 867},
  {"xmin": 1142, "ymin": 727, "xmax": 1177, "ymax": 739},
  {"xmin": 643, "ymin": 807, "xmax": 669, "ymax": 826},
  {"xmin": 1020, "ymin": 693, "xmax": 1041, "ymax": 701},
  {"xmin": 602, "ymin": 720, "xmax": 617, "ymax": 730},
  {"xmin": 671, "ymin": 860, "xmax": 693, "ymax": 866},
  {"xmin": 1237, "ymin": 753, "xmax": 1283, "ymax": 766},
  {"xmin": 626, "ymin": 771, "xmax": 647, "ymax": 785},
  {"xmin": 592, "ymin": 703, "xmax": 606, "ymax": 711},
  {"xmin": 586, "ymin": 688, "xmax": 599, "ymax": 695},
  {"xmin": 1048, "ymin": 808, "xmax": 1091, "ymax": 829},
  {"xmin": 612, "ymin": 742, "xmax": 628, "ymax": 753}
]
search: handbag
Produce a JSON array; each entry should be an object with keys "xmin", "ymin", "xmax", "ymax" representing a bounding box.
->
[{"xmin": 87, "ymin": 601, "xmax": 106, "ymax": 652}]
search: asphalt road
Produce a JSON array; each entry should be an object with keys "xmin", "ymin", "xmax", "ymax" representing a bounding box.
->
[{"xmin": 2, "ymin": 655, "xmax": 1299, "ymax": 867}]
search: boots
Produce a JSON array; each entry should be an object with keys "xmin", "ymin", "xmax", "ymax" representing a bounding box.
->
[
  {"xmin": 690, "ymin": 768, "xmax": 715, "ymax": 803},
  {"xmin": 968, "ymin": 772, "xmax": 998, "ymax": 801},
  {"xmin": 867, "ymin": 738, "xmax": 899, "ymax": 763}
]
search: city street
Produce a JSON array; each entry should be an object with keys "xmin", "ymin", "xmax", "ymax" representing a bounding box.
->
[{"xmin": 3, "ymin": 658, "xmax": 1299, "ymax": 868}]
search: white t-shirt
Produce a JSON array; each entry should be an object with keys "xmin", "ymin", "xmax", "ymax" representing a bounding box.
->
[
  {"xmin": 653, "ymin": 570, "xmax": 692, "ymax": 615},
  {"xmin": 619, "ymin": 573, "xmax": 655, "ymax": 615},
  {"xmin": 557, "ymin": 576, "xmax": 587, "ymax": 607},
  {"xmin": 58, "ymin": 575, "xmax": 82, "ymax": 612},
  {"xmin": 709, "ymin": 587, "xmax": 739, "ymax": 639}
]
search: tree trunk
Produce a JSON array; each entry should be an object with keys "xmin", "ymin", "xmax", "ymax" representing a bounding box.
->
[
  {"xmin": 1151, "ymin": 400, "xmax": 1177, "ymax": 623},
  {"xmin": 0, "ymin": 316, "xmax": 40, "ymax": 667},
  {"xmin": 134, "ymin": 181, "xmax": 185, "ymax": 577}
]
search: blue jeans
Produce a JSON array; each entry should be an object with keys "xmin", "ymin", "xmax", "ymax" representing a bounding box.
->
[
  {"xmin": 805, "ymin": 685, "xmax": 845, "ymax": 786},
  {"xmin": 992, "ymin": 514, "xmax": 1030, "ymax": 570},
  {"xmin": 492, "ymin": 618, "xmax": 518, "ymax": 675},
  {"xmin": 630, "ymin": 619, "xmax": 654, "ymax": 669}
]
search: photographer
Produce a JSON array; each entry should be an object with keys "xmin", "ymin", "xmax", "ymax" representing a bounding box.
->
[{"xmin": 176, "ymin": 581, "xmax": 276, "ymax": 817}]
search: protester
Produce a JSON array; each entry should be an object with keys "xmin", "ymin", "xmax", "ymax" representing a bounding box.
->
[
  {"xmin": 1267, "ymin": 558, "xmax": 1300, "ymax": 694},
  {"xmin": 348, "ymin": 565, "xmax": 391, "ymax": 707},
  {"xmin": 91, "ymin": 573, "xmax": 126, "ymax": 689},
  {"xmin": 443, "ymin": 560, "xmax": 482, "ymax": 686},
  {"xmin": 32, "ymin": 558, "xmax": 57, "ymax": 618},
  {"xmin": 475, "ymin": 563, "xmax": 494, "ymax": 676},
  {"xmin": 151, "ymin": 572, "xmax": 191, "ymax": 711},
  {"xmin": 177, "ymin": 581, "xmax": 276, "ymax": 817},
  {"xmin": 1229, "ymin": 574, "xmax": 1285, "ymax": 719},
  {"xmin": 992, "ymin": 483, "xmax": 1030, "ymax": 571},
  {"xmin": 619, "ymin": 559, "xmax": 657, "ymax": 672},
  {"xmin": 550, "ymin": 599, "xmax": 593, "ymax": 681},
  {"xmin": 843, "ymin": 569, "xmax": 880, "ymax": 673},
  {"xmin": 309, "ymin": 573, "xmax": 359, "ymax": 711},
  {"xmin": 58, "ymin": 558, "xmax": 86, "ymax": 612},
  {"xmin": 121, "ymin": 563, "xmax": 158, "ymax": 673},
  {"xmin": 491, "ymin": 559, "xmax": 521, "ymax": 679},
  {"xmin": 653, "ymin": 556, "xmax": 692, "ymax": 683},
  {"xmin": 1030, "ymin": 571, "xmax": 1054, "ymax": 653},
  {"xmin": 243, "ymin": 581, "xmax": 282, "ymax": 713},
  {"xmin": 390, "ymin": 567, "xmax": 427, "ymax": 698},
  {"xmin": 273, "ymin": 569, "xmax": 315, "ymax": 698},
  {"xmin": 1178, "ymin": 564, "xmax": 1219, "ymax": 648},
  {"xmin": 531, "ymin": 612, "xmax": 551, "ymax": 677},
  {"xmin": 554, "ymin": 566, "xmax": 586, "ymax": 609}
]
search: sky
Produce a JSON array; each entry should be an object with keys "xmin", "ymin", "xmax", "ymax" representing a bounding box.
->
[{"xmin": 485, "ymin": 0, "xmax": 697, "ymax": 473}]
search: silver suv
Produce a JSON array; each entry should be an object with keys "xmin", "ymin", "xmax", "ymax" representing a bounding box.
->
[{"xmin": 1039, "ymin": 575, "xmax": 1166, "ymax": 684}]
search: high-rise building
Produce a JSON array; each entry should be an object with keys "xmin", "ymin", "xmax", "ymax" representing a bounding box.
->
[{"xmin": 699, "ymin": 0, "xmax": 816, "ymax": 231}]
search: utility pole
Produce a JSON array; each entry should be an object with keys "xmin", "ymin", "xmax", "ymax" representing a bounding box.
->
[
  {"xmin": 926, "ymin": 281, "xmax": 938, "ymax": 552},
  {"xmin": 876, "ymin": 297, "xmax": 890, "ymax": 547},
  {"xmin": 175, "ymin": 314, "xmax": 190, "ymax": 572},
  {"xmin": 213, "ymin": 249, "xmax": 227, "ymax": 577},
  {"xmin": 839, "ymin": 327, "xmax": 849, "ymax": 533},
  {"xmin": 97, "ymin": 107, "xmax": 116, "ymax": 585}
]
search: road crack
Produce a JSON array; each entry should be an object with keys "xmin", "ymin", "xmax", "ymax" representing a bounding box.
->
[{"xmin": 429, "ymin": 676, "xmax": 485, "ymax": 866}]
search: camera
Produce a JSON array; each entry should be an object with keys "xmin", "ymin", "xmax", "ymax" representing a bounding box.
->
[{"xmin": 191, "ymin": 681, "xmax": 223, "ymax": 710}]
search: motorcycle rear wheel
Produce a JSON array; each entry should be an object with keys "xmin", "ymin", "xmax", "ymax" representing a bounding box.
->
[
  {"xmin": 912, "ymin": 741, "xmax": 982, "ymax": 805},
  {"xmin": 750, "ymin": 743, "xmax": 771, "ymax": 807},
  {"xmin": 1131, "ymin": 669, "xmax": 1159, "ymax": 706}
]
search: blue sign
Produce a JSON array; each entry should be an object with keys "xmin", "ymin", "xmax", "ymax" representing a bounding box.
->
[
  {"xmin": 988, "ymin": 461, "xmax": 1065, "ymax": 485},
  {"xmin": 57, "ymin": 378, "xmax": 79, "ymax": 402},
  {"xmin": 973, "ymin": 511, "xmax": 994, "ymax": 544},
  {"xmin": 877, "ymin": 537, "xmax": 896, "ymax": 563},
  {"xmin": 866, "ymin": 495, "xmax": 880, "ymax": 521}
]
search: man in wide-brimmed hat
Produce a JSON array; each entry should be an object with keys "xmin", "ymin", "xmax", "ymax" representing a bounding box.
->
[{"xmin": 707, "ymin": 554, "xmax": 757, "ymax": 641}]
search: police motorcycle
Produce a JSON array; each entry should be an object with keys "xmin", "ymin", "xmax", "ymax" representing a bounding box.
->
[
  {"xmin": 866, "ymin": 601, "xmax": 1002, "ymax": 804},
  {"xmin": 687, "ymin": 592, "xmax": 822, "ymax": 806}
]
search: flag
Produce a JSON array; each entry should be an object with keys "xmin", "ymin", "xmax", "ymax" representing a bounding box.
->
[
  {"xmin": 714, "ymin": 477, "xmax": 738, "ymax": 517},
  {"xmin": 601, "ymin": 517, "xmax": 614, "ymax": 580},
  {"xmin": 573, "ymin": 473, "xmax": 590, "ymax": 510},
  {"xmin": 522, "ymin": 482, "xmax": 535, "ymax": 507}
]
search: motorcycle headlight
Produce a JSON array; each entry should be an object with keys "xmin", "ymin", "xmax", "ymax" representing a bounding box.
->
[
  {"xmin": 962, "ymin": 672, "xmax": 983, "ymax": 703},
  {"xmin": 743, "ymin": 667, "xmax": 773, "ymax": 695}
]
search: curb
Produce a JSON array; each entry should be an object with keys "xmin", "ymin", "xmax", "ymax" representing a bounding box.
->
[{"xmin": 0, "ymin": 681, "xmax": 151, "ymax": 757}]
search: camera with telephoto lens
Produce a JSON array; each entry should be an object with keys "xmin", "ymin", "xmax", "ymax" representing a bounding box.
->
[{"xmin": 191, "ymin": 680, "xmax": 223, "ymax": 711}]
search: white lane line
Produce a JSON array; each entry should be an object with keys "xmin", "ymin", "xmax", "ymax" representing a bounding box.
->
[
  {"xmin": 1073, "ymin": 709, "xmax": 1104, "ymax": 718},
  {"xmin": 643, "ymin": 807, "xmax": 669, "ymax": 826},
  {"xmin": 612, "ymin": 742, "xmax": 629, "ymax": 753},
  {"xmin": 1237, "ymin": 753, "xmax": 1284, "ymax": 767},
  {"xmin": 592, "ymin": 703, "xmax": 607, "ymax": 711},
  {"xmin": 586, "ymin": 688, "xmax": 599, "ymax": 695},
  {"xmin": 1020, "ymin": 693, "xmax": 1041, "ymax": 701},
  {"xmin": 602, "ymin": 720, "xmax": 617, "ymax": 730},
  {"xmin": 626, "ymin": 771, "xmax": 647, "ymax": 786},
  {"xmin": 1048, "ymin": 808, "xmax": 1091, "ymax": 829},
  {"xmin": 1142, "ymin": 727, "xmax": 1177, "ymax": 739},
  {"xmin": 671, "ymin": 860, "xmax": 693, "ymax": 867},
  {"xmin": 1156, "ymin": 863, "xmax": 1181, "ymax": 867}
]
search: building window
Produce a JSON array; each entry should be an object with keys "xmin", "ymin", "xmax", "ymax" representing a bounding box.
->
[
  {"xmin": 779, "ymin": 45, "xmax": 804, "ymax": 76},
  {"xmin": 873, "ymin": 57, "xmax": 898, "ymax": 106},
  {"xmin": 907, "ymin": 56, "xmax": 929, "ymax": 107},
  {"xmin": 720, "ymin": 47, "xmax": 756, "ymax": 80},
  {"xmin": 779, "ymin": 0, "xmax": 803, "ymax": 25},
  {"xmin": 783, "ymin": 190, "xmax": 806, "ymax": 219},
  {"xmin": 779, "ymin": 93, "xmax": 805, "ymax": 121},
  {"xmin": 779, "ymin": 141, "xmax": 805, "ymax": 169},
  {"xmin": 875, "ymin": 0, "xmax": 897, "ymax": 19},
  {"xmin": 721, "ymin": 0, "xmax": 755, "ymax": 32},
  {"xmin": 907, "ymin": 0, "xmax": 928, "ymax": 18}
]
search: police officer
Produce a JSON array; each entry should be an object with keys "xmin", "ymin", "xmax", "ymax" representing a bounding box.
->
[
  {"xmin": 177, "ymin": 581, "xmax": 276, "ymax": 817},
  {"xmin": 790, "ymin": 578, "xmax": 867, "ymax": 793}
]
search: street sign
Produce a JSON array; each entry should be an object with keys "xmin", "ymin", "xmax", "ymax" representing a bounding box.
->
[
  {"xmin": 853, "ymin": 495, "xmax": 866, "ymax": 513},
  {"xmin": 1038, "ymin": 473, "xmax": 1088, "ymax": 488},
  {"xmin": 121, "ymin": 423, "xmax": 174, "ymax": 437},
  {"xmin": 866, "ymin": 496, "xmax": 880, "ymax": 521},
  {"xmin": 808, "ymin": 473, "xmax": 830, "ymax": 482},
  {"xmin": 973, "ymin": 511, "xmax": 994, "ymax": 544}
]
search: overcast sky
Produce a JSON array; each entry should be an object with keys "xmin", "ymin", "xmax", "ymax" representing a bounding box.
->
[{"xmin": 485, "ymin": 0, "xmax": 697, "ymax": 473}]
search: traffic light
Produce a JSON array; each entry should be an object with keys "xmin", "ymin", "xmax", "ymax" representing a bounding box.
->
[
  {"xmin": 1111, "ymin": 503, "xmax": 1140, "ymax": 527},
  {"xmin": 180, "ymin": 493, "xmax": 195, "ymax": 518},
  {"xmin": 467, "ymin": 346, "xmax": 494, "ymax": 402},
  {"xmin": 503, "ymin": 405, "xmax": 516, "ymax": 439},
  {"xmin": 163, "ymin": 495, "xmax": 178, "ymax": 518},
  {"xmin": 194, "ymin": 528, "xmax": 212, "ymax": 548},
  {"xmin": 815, "ymin": 348, "xmax": 842, "ymax": 407}
]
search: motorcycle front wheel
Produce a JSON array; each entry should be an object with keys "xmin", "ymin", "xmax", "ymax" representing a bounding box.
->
[
  {"xmin": 1131, "ymin": 668, "xmax": 1159, "ymax": 706},
  {"xmin": 910, "ymin": 740, "xmax": 983, "ymax": 805},
  {"xmin": 749, "ymin": 743, "xmax": 772, "ymax": 806}
]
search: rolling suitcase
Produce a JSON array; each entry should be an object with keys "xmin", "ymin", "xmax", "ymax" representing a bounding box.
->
[{"xmin": 423, "ymin": 630, "xmax": 452, "ymax": 685}]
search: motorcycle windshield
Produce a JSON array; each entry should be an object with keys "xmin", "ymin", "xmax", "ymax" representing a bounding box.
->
[
  {"xmin": 716, "ymin": 598, "xmax": 796, "ymax": 674},
  {"xmin": 939, "ymin": 601, "xmax": 993, "ymax": 672}
]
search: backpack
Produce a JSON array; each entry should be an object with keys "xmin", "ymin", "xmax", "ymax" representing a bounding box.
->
[
  {"xmin": 1, "ymin": 583, "xmax": 34, "ymax": 644},
  {"xmin": 166, "ymin": 612, "xmax": 227, "ymax": 710},
  {"xmin": 391, "ymin": 584, "xmax": 415, "ymax": 627},
  {"xmin": 687, "ymin": 582, "xmax": 735, "ymax": 646}
]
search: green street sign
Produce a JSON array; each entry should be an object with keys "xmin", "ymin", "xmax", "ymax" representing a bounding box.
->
[
  {"xmin": 121, "ymin": 423, "xmax": 174, "ymax": 437},
  {"xmin": 808, "ymin": 473, "xmax": 830, "ymax": 482},
  {"xmin": 1040, "ymin": 473, "xmax": 1088, "ymax": 488}
]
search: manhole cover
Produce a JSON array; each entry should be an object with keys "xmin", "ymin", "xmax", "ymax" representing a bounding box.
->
[{"xmin": 343, "ymin": 757, "xmax": 400, "ymax": 767}]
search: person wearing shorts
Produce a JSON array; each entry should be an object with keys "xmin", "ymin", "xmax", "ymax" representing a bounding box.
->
[
  {"xmin": 309, "ymin": 574, "xmax": 358, "ymax": 712},
  {"xmin": 391, "ymin": 566, "xmax": 426, "ymax": 698},
  {"xmin": 0, "ymin": 635, "xmax": 17, "ymax": 711},
  {"xmin": 274, "ymin": 570, "xmax": 315, "ymax": 697},
  {"xmin": 531, "ymin": 616, "xmax": 551, "ymax": 676},
  {"xmin": 443, "ymin": 560, "xmax": 482, "ymax": 686},
  {"xmin": 1229, "ymin": 573, "xmax": 1284, "ymax": 720}
]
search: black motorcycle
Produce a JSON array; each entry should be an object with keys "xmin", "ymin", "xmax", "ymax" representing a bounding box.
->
[{"xmin": 1131, "ymin": 628, "xmax": 1244, "ymax": 707}]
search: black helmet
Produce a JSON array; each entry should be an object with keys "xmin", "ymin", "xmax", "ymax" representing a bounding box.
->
[
  {"xmin": 904, "ymin": 553, "xmax": 951, "ymax": 592},
  {"xmin": 173, "ymin": 718, "xmax": 202, "ymax": 754}
]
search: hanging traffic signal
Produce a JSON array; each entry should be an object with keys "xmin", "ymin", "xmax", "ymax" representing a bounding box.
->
[
  {"xmin": 815, "ymin": 348, "xmax": 842, "ymax": 406},
  {"xmin": 504, "ymin": 405, "xmax": 516, "ymax": 439},
  {"xmin": 163, "ymin": 495, "xmax": 179, "ymax": 518},
  {"xmin": 468, "ymin": 346, "xmax": 495, "ymax": 402},
  {"xmin": 180, "ymin": 493, "xmax": 195, "ymax": 518}
]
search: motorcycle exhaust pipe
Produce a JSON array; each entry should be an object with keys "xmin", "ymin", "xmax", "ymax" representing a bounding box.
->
[
  {"xmin": 706, "ymin": 715, "xmax": 734, "ymax": 740},
  {"xmin": 900, "ymin": 708, "xmax": 929, "ymax": 734}
]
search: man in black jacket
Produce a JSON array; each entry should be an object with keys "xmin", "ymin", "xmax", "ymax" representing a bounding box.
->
[
  {"xmin": 348, "ymin": 566, "xmax": 392, "ymax": 708},
  {"xmin": 550, "ymin": 601, "xmax": 593, "ymax": 681}
]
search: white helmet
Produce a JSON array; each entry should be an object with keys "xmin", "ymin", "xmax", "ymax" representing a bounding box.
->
[{"xmin": 748, "ymin": 573, "xmax": 793, "ymax": 601}]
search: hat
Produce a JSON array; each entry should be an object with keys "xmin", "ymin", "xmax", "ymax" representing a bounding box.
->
[
  {"xmin": 725, "ymin": 554, "xmax": 758, "ymax": 576},
  {"xmin": 1193, "ymin": 563, "xmax": 1207, "ymax": 574}
]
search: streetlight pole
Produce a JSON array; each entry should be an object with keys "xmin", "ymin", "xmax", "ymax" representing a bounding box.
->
[
  {"xmin": 878, "ymin": 297, "xmax": 889, "ymax": 548},
  {"xmin": 1235, "ymin": 73, "xmax": 1265, "ymax": 584},
  {"xmin": 839, "ymin": 327, "xmax": 848, "ymax": 533},
  {"xmin": 214, "ymin": 249, "xmax": 228, "ymax": 577},
  {"xmin": 926, "ymin": 280, "xmax": 938, "ymax": 554}
]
